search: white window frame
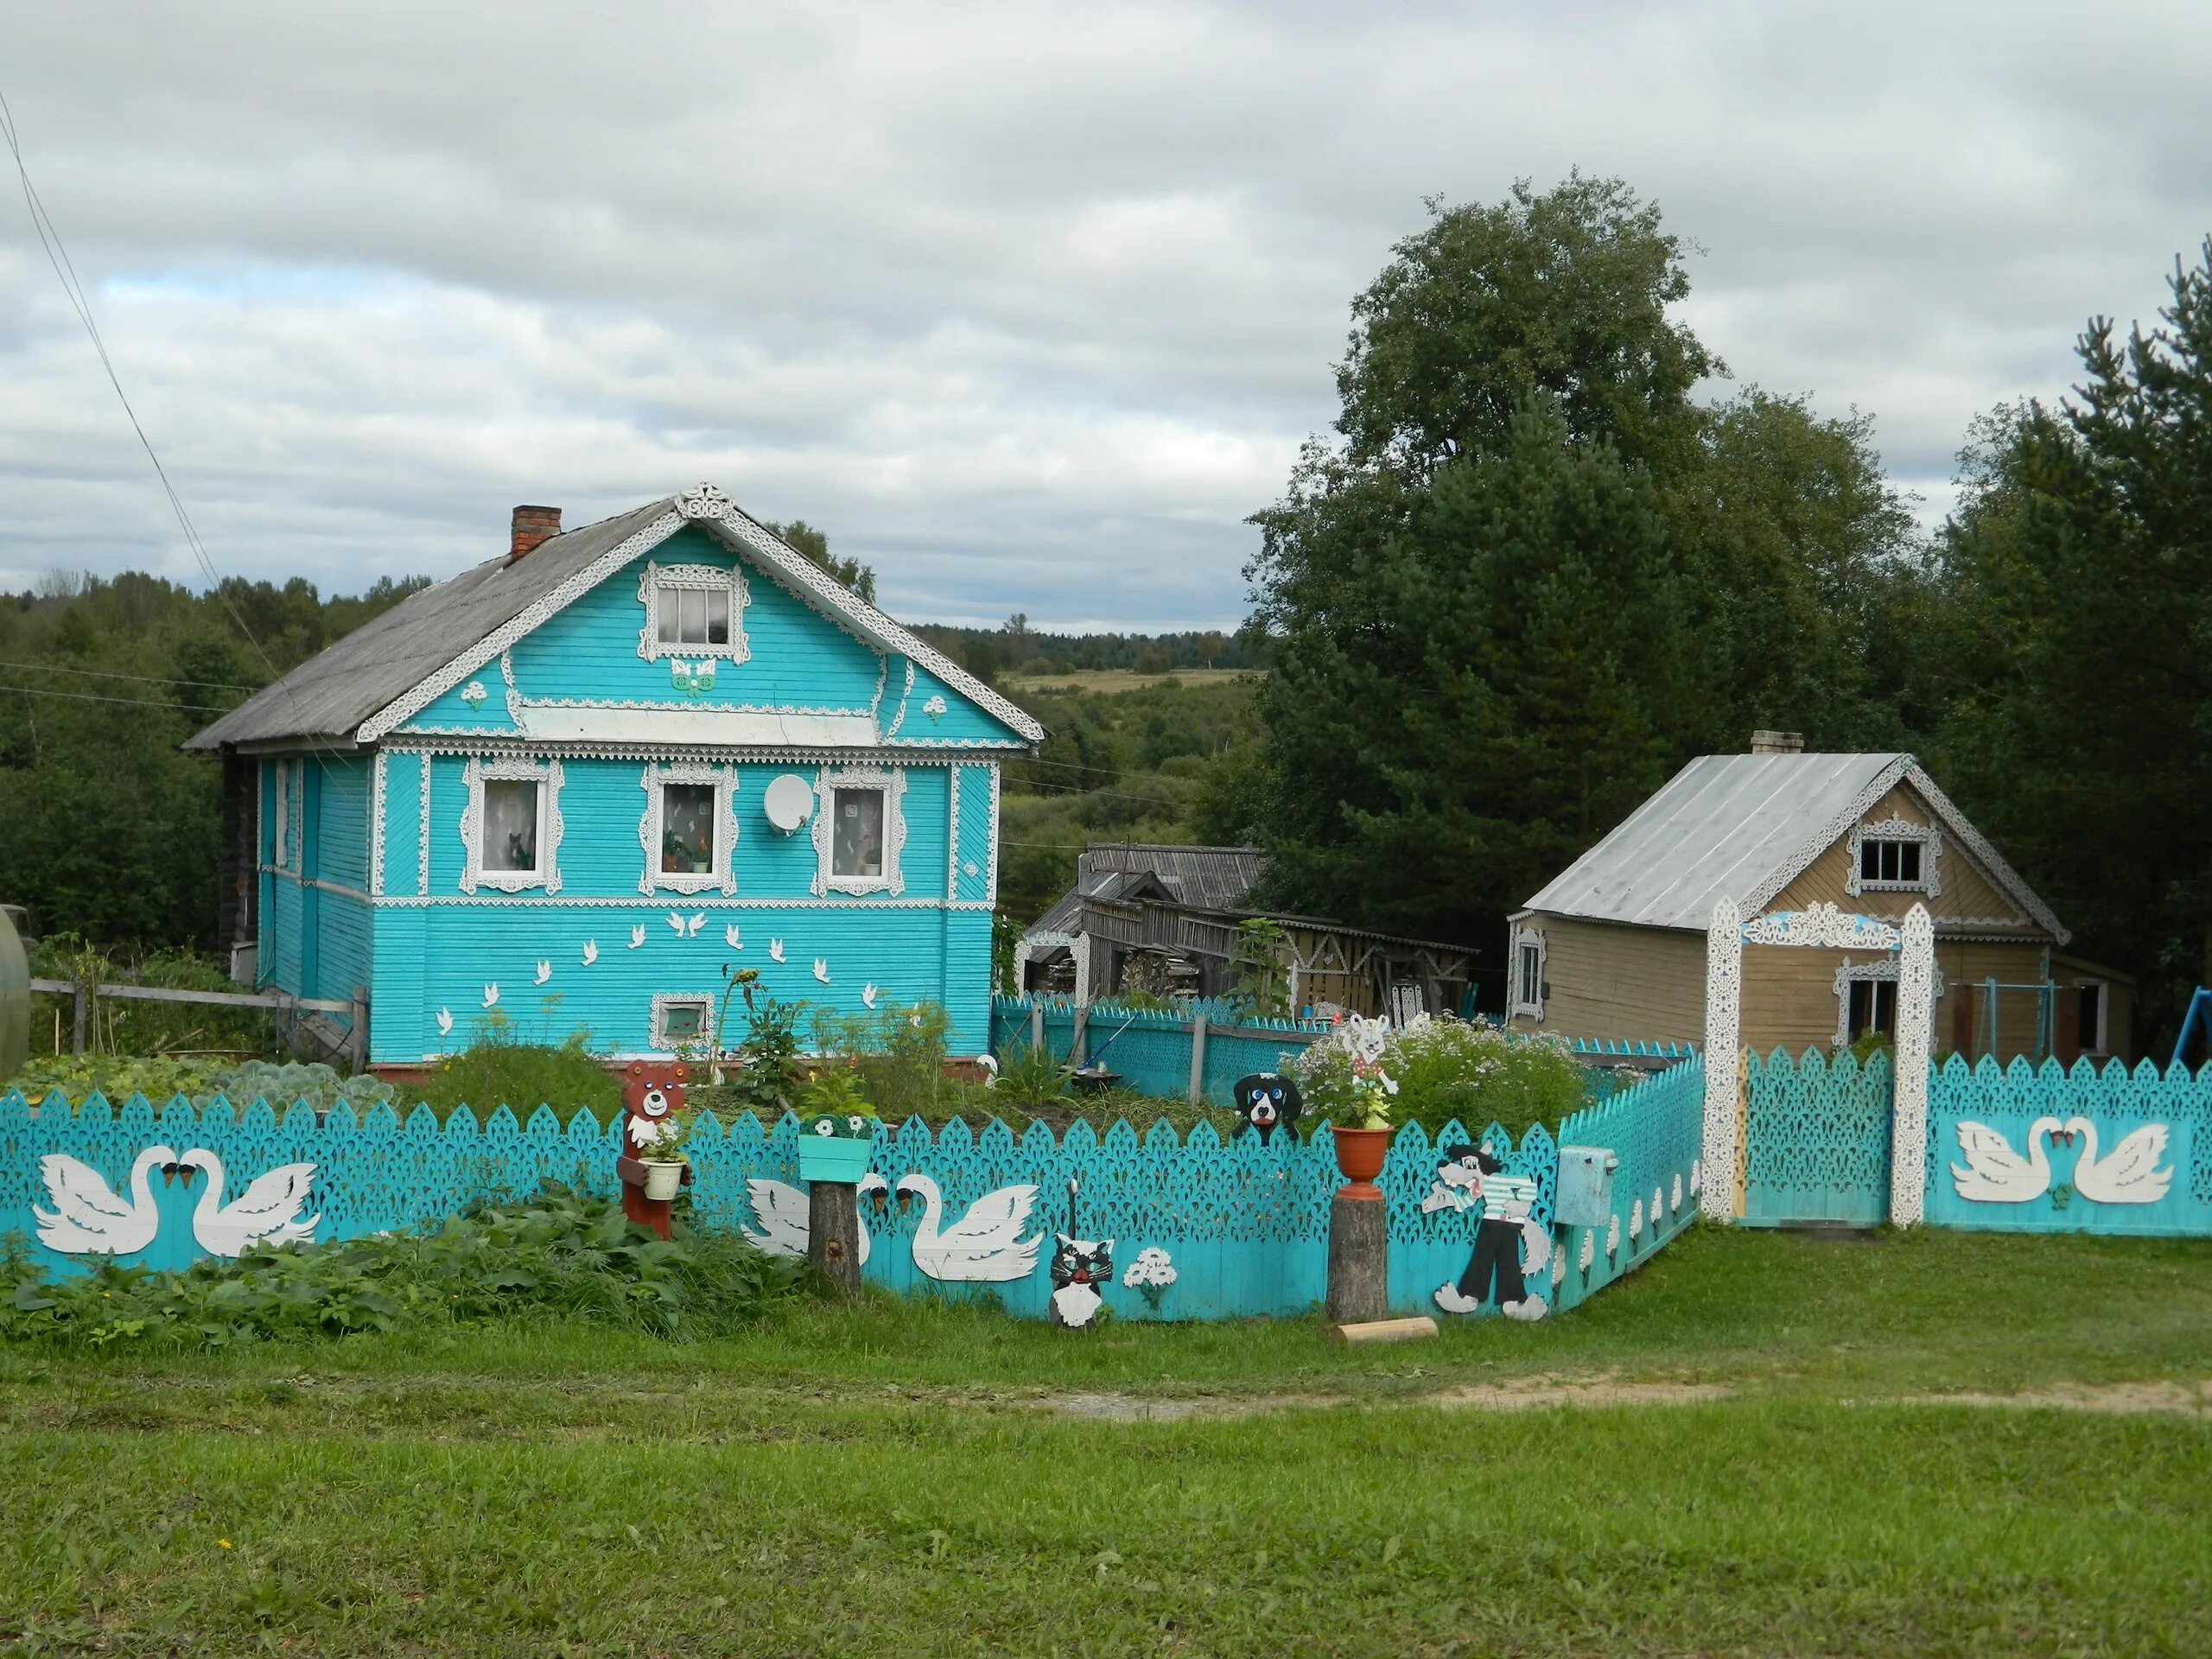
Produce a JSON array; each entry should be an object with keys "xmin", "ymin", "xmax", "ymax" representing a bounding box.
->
[
  {"xmin": 637, "ymin": 761, "xmax": 739, "ymax": 896},
  {"xmin": 1845, "ymin": 815, "xmax": 1942, "ymax": 899},
  {"xmin": 1832, "ymin": 957, "xmax": 1948, "ymax": 1048},
  {"xmin": 271, "ymin": 760, "xmax": 292, "ymax": 871},
  {"xmin": 2075, "ymin": 979, "xmax": 2110, "ymax": 1057},
  {"xmin": 1509, "ymin": 925, "xmax": 1546, "ymax": 1020},
  {"xmin": 650, "ymin": 992, "xmax": 715, "ymax": 1053},
  {"xmin": 459, "ymin": 754, "xmax": 564, "ymax": 894},
  {"xmin": 635, "ymin": 559, "xmax": 750, "ymax": 665},
  {"xmin": 811, "ymin": 765, "xmax": 906, "ymax": 897}
]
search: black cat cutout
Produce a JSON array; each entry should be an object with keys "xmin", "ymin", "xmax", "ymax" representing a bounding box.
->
[{"xmin": 1232, "ymin": 1072, "xmax": 1303, "ymax": 1143}]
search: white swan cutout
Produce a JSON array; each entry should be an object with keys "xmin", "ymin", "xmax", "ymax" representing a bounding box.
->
[
  {"xmin": 435, "ymin": 1007, "xmax": 454, "ymax": 1037},
  {"xmin": 34, "ymin": 1146, "xmax": 178, "ymax": 1255},
  {"xmin": 896, "ymin": 1173, "xmax": 1042, "ymax": 1282},
  {"xmin": 2065, "ymin": 1116, "xmax": 2172, "ymax": 1205},
  {"xmin": 533, "ymin": 960, "xmax": 552, "ymax": 986},
  {"xmin": 768, "ymin": 938, "xmax": 785, "ymax": 963},
  {"xmin": 666, "ymin": 912, "xmax": 686, "ymax": 935},
  {"xmin": 861, "ymin": 983, "xmax": 879, "ymax": 1009},
  {"xmin": 481, "ymin": 982, "xmax": 499, "ymax": 1010},
  {"xmin": 741, "ymin": 1173, "xmax": 889, "ymax": 1266},
  {"xmin": 724, "ymin": 924, "xmax": 743, "ymax": 950},
  {"xmin": 582, "ymin": 939, "xmax": 599, "ymax": 965},
  {"xmin": 179, "ymin": 1149, "xmax": 320, "ymax": 1256},
  {"xmin": 688, "ymin": 912, "xmax": 707, "ymax": 938},
  {"xmin": 1949, "ymin": 1116, "xmax": 2063, "ymax": 1202},
  {"xmin": 812, "ymin": 958, "xmax": 830, "ymax": 985},
  {"xmin": 629, "ymin": 925, "xmax": 647, "ymax": 950}
]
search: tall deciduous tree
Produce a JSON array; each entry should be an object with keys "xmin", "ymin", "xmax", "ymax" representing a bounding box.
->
[
  {"xmin": 1244, "ymin": 176, "xmax": 1919, "ymax": 959},
  {"xmin": 1926, "ymin": 243, "xmax": 2212, "ymax": 1042}
]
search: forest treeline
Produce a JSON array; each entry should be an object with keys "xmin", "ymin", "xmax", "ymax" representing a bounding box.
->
[{"xmin": 2, "ymin": 174, "xmax": 2204, "ymax": 1051}]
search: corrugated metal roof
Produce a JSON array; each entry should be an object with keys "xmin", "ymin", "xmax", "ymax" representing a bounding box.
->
[
  {"xmin": 1522, "ymin": 752, "xmax": 1909, "ymax": 931},
  {"xmin": 1021, "ymin": 845, "xmax": 1265, "ymax": 939},
  {"xmin": 185, "ymin": 498, "xmax": 675, "ymax": 749}
]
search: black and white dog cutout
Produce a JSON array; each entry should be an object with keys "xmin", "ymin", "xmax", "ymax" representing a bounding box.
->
[
  {"xmin": 1433, "ymin": 1145, "xmax": 1549, "ymax": 1322},
  {"xmin": 1231, "ymin": 1072, "xmax": 1304, "ymax": 1144}
]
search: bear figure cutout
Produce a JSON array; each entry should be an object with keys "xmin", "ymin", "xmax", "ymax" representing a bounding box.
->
[
  {"xmin": 1232, "ymin": 1072, "xmax": 1303, "ymax": 1144},
  {"xmin": 617, "ymin": 1060, "xmax": 690, "ymax": 1232}
]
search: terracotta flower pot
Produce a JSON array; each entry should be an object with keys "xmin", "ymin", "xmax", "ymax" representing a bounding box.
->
[{"xmin": 1331, "ymin": 1125, "xmax": 1391, "ymax": 1199}]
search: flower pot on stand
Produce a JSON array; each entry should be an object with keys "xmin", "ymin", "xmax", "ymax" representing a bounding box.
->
[
  {"xmin": 798, "ymin": 1137, "xmax": 874, "ymax": 1184},
  {"xmin": 1331, "ymin": 1125, "xmax": 1391, "ymax": 1199},
  {"xmin": 642, "ymin": 1159, "xmax": 686, "ymax": 1203}
]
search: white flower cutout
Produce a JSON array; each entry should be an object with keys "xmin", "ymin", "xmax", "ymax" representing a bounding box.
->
[
  {"xmin": 923, "ymin": 694, "xmax": 946, "ymax": 721},
  {"xmin": 811, "ymin": 1118, "xmax": 835, "ymax": 1137},
  {"xmin": 460, "ymin": 682, "xmax": 487, "ymax": 708}
]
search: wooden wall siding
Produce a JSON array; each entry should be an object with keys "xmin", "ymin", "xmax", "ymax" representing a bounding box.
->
[
  {"xmin": 313, "ymin": 891, "xmax": 373, "ymax": 1012},
  {"xmin": 379, "ymin": 753, "xmax": 424, "ymax": 899},
  {"xmin": 1770, "ymin": 783, "xmax": 2032, "ymax": 933},
  {"xmin": 900, "ymin": 659, "xmax": 1011, "ymax": 747},
  {"xmin": 950, "ymin": 766, "xmax": 995, "ymax": 906},
  {"xmin": 315, "ymin": 756, "xmax": 372, "ymax": 893},
  {"xmin": 1516, "ymin": 918, "xmax": 1705, "ymax": 1045}
]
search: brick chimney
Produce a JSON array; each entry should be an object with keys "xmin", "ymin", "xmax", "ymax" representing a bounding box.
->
[
  {"xmin": 1750, "ymin": 729, "xmax": 1804, "ymax": 754},
  {"xmin": 510, "ymin": 505, "xmax": 562, "ymax": 560}
]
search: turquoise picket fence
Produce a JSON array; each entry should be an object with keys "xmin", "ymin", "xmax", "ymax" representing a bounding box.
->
[
  {"xmin": 1923, "ymin": 1055, "xmax": 2212, "ymax": 1236},
  {"xmin": 1552, "ymin": 1052, "xmax": 1705, "ymax": 1309},
  {"xmin": 3, "ymin": 1088, "xmax": 1623, "ymax": 1322},
  {"xmin": 1742, "ymin": 1048, "xmax": 1892, "ymax": 1226},
  {"xmin": 988, "ymin": 995, "xmax": 1329, "ymax": 1103}
]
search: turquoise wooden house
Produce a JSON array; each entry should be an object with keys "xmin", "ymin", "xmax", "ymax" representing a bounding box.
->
[{"xmin": 187, "ymin": 485, "xmax": 1041, "ymax": 1068}]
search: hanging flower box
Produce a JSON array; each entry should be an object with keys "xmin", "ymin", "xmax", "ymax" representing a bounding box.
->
[{"xmin": 797, "ymin": 1108, "xmax": 878, "ymax": 1184}]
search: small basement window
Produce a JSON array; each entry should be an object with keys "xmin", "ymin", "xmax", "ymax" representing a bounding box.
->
[{"xmin": 652, "ymin": 995, "xmax": 712, "ymax": 1052}]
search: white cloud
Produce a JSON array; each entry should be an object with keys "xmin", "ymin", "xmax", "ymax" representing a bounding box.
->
[{"xmin": 0, "ymin": 0, "xmax": 2208, "ymax": 624}]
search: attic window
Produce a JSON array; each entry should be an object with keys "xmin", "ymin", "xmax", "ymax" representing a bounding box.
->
[
  {"xmin": 635, "ymin": 561, "xmax": 749, "ymax": 665},
  {"xmin": 1845, "ymin": 816, "xmax": 1941, "ymax": 899}
]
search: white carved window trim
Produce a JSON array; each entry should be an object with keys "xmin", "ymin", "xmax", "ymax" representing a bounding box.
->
[
  {"xmin": 1846, "ymin": 815, "xmax": 1942, "ymax": 898},
  {"xmin": 271, "ymin": 760, "xmax": 292, "ymax": 871},
  {"xmin": 635, "ymin": 559, "xmax": 750, "ymax": 665},
  {"xmin": 1831, "ymin": 957, "xmax": 1947, "ymax": 1049},
  {"xmin": 458, "ymin": 754, "xmax": 564, "ymax": 894},
  {"xmin": 811, "ymin": 765, "xmax": 906, "ymax": 897},
  {"xmin": 637, "ymin": 761, "xmax": 740, "ymax": 896},
  {"xmin": 1509, "ymin": 925, "xmax": 1546, "ymax": 1020},
  {"xmin": 649, "ymin": 992, "xmax": 715, "ymax": 1053}
]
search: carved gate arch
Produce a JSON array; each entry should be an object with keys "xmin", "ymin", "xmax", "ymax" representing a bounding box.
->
[{"xmin": 1700, "ymin": 899, "xmax": 1934, "ymax": 1226}]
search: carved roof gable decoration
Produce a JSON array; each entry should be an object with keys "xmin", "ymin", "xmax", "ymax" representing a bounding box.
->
[{"xmin": 1741, "ymin": 902, "xmax": 1900, "ymax": 950}]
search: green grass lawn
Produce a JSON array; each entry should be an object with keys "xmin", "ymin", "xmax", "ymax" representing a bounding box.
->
[{"xmin": 7, "ymin": 1226, "xmax": 2210, "ymax": 1656}]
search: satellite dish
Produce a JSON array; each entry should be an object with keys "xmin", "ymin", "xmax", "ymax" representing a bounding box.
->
[{"xmin": 763, "ymin": 774, "xmax": 815, "ymax": 835}]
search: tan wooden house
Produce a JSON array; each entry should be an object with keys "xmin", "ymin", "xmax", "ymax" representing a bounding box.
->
[{"xmin": 1507, "ymin": 737, "xmax": 2132, "ymax": 1062}]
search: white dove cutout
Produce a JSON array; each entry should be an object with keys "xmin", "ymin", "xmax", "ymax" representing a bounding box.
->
[
  {"xmin": 812, "ymin": 959, "xmax": 831, "ymax": 985},
  {"xmin": 2065, "ymin": 1116, "xmax": 2173, "ymax": 1204},
  {"xmin": 582, "ymin": 939, "xmax": 599, "ymax": 966},
  {"xmin": 768, "ymin": 939, "xmax": 786, "ymax": 963},
  {"xmin": 742, "ymin": 1173, "xmax": 889, "ymax": 1265},
  {"xmin": 435, "ymin": 1007, "xmax": 454, "ymax": 1037},
  {"xmin": 687, "ymin": 912, "xmax": 707, "ymax": 938},
  {"xmin": 724, "ymin": 924, "xmax": 743, "ymax": 950},
  {"xmin": 896, "ymin": 1173, "xmax": 1042, "ymax": 1282},
  {"xmin": 861, "ymin": 983, "xmax": 879, "ymax": 1009},
  {"xmin": 533, "ymin": 960, "xmax": 552, "ymax": 987},
  {"xmin": 179, "ymin": 1150, "xmax": 320, "ymax": 1256},
  {"xmin": 34, "ymin": 1146, "xmax": 178, "ymax": 1255},
  {"xmin": 666, "ymin": 912, "xmax": 686, "ymax": 936},
  {"xmin": 629, "ymin": 925, "xmax": 647, "ymax": 950},
  {"xmin": 1949, "ymin": 1117, "xmax": 2063, "ymax": 1202},
  {"xmin": 481, "ymin": 982, "xmax": 500, "ymax": 1010}
]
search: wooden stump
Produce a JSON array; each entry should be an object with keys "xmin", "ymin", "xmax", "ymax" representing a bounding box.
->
[
  {"xmin": 1325, "ymin": 1190, "xmax": 1388, "ymax": 1325},
  {"xmin": 808, "ymin": 1179, "xmax": 861, "ymax": 1299}
]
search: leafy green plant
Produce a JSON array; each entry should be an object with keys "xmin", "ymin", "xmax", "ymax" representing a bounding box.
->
[
  {"xmin": 413, "ymin": 1029, "xmax": 621, "ymax": 1119},
  {"xmin": 709, "ymin": 991, "xmax": 809, "ymax": 1116},
  {"xmin": 1846, "ymin": 1029, "xmax": 1895, "ymax": 1065},
  {"xmin": 797, "ymin": 1066, "xmax": 874, "ymax": 1128},
  {"xmin": 1228, "ymin": 917, "xmax": 1291, "ymax": 1019},
  {"xmin": 637, "ymin": 1114, "xmax": 690, "ymax": 1162},
  {"xmin": 208, "ymin": 1059, "xmax": 393, "ymax": 1115},
  {"xmin": 0, "ymin": 1185, "xmax": 800, "ymax": 1351},
  {"xmin": 812, "ymin": 999, "xmax": 952, "ymax": 1122},
  {"xmin": 993, "ymin": 1041, "xmax": 1068, "ymax": 1108},
  {"xmin": 1295, "ymin": 1015, "xmax": 1581, "ymax": 1141}
]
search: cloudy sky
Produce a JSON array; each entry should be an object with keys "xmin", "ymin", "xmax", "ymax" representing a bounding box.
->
[{"xmin": 2, "ymin": 3, "xmax": 2208, "ymax": 630}]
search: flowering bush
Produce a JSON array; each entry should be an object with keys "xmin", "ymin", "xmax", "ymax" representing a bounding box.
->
[
  {"xmin": 1294, "ymin": 1014, "xmax": 1582, "ymax": 1141},
  {"xmin": 1120, "ymin": 1246, "xmax": 1178, "ymax": 1312}
]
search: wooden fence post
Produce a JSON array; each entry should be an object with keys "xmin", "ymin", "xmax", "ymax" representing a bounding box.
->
[
  {"xmin": 70, "ymin": 987, "xmax": 87, "ymax": 1055},
  {"xmin": 1186, "ymin": 1015, "xmax": 1209, "ymax": 1106},
  {"xmin": 1031, "ymin": 1000, "xmax": 1044, "ymax": 1056},
  {"xmin": 1070, "ymin": 1005, "xmax": 1089, "ymax": 1069},
  {"xmin": 1326, "ymin": 1192, "xmax": 1388, "ymax": 1325},
  {"xmin": 349, "ymin": 987, "xmax": 369, "ymax": 1075},
  {"xmin": 809, "ymin": 1179, "xmax": 861, "ymax": 1298}
]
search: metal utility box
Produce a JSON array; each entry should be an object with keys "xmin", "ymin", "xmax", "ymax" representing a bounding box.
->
[{"xmin": 1554, "ymin": 1146, "xmax": 1619, "ymax": 1228}]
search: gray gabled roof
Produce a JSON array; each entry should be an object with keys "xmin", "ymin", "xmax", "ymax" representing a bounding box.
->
[
  {"xmin": 185, "ymin": 498, "xmax": 677, "ymax": 749},
  {"xmin": 1521, "ymin": 750, "xmax": 2068, "ymax": 941},
  {"xmin": 188, "ymin": 486, "xmax": 1043, "ymax": 749},
  {"xmin": 1022, "ymin": 844, "xmax": 1265, "ymax": 939}
]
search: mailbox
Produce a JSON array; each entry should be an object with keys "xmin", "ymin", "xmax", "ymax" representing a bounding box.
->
[{"xmin": 1554, "ymin": 1145, "xmax": 1619, "ymax": 1228}]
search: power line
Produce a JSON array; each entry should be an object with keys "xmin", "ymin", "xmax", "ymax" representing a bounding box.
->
[
  {"xmin": 1005, "ymin": 775, "xmax": 1188, "ymax": 810},
  {"xmin": 0, "ymin": 682, "xmax": 231, "ymax": 715},
  {"xmin": 0, "ymin": 657, "xmax": 262, "ymax": 692},
  {"xmin": 0, "ymin": 83, "xmax": 324, "ymax": 749}
]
